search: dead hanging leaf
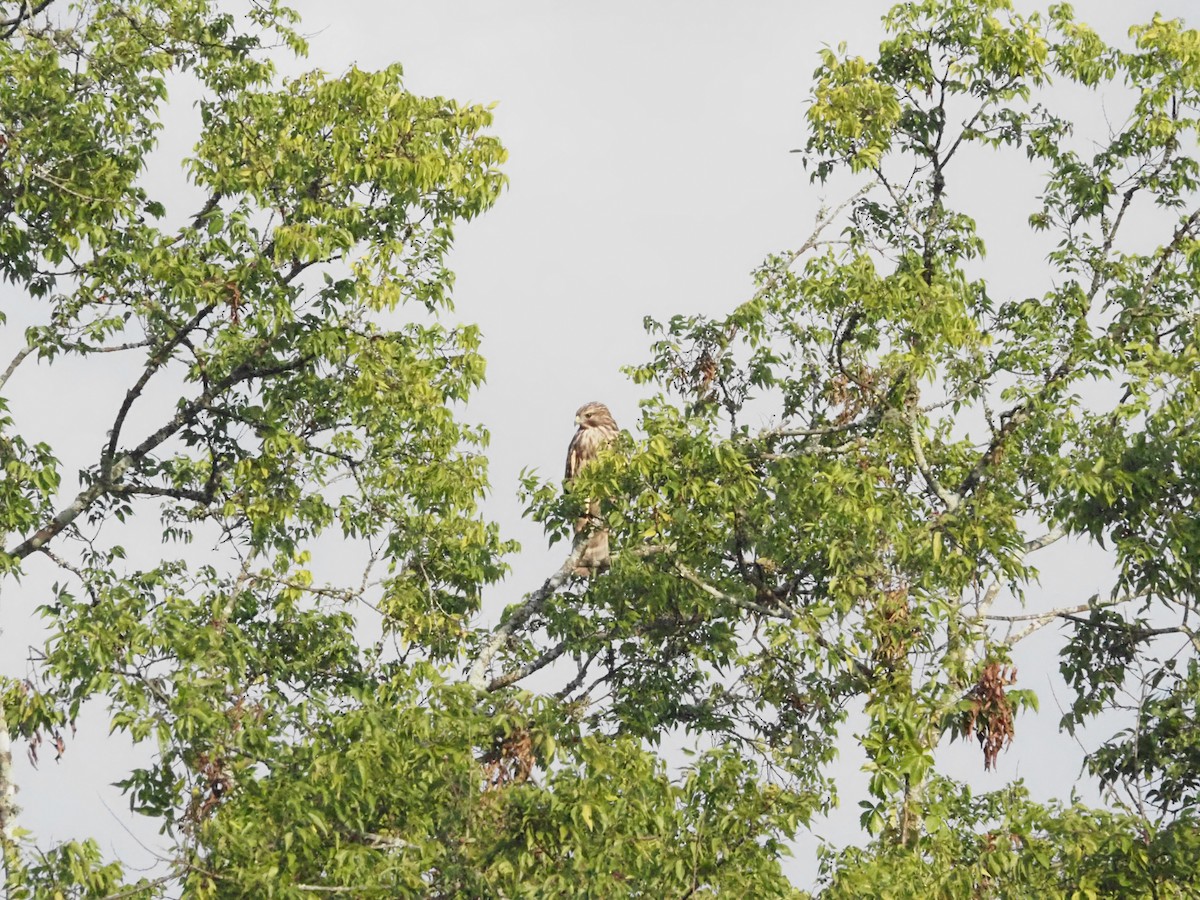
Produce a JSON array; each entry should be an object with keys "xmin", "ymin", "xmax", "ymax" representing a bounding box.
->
[
  {"xmin": 26, "ymin": 728, "xmax": 68, "ymax": 768},
  {"xmin": 185, "ymin": 751, "xmax": 232, "ymax": 826},
  {"xmin": 480, "ymin": 727, "xmax": 535, "ymax": 791},
  {"xmin": 694, "ymin": 351, "xmax": 718, "ymax": 398},
  {"xmin": 965, "ymin": 662, "xmax": 1018, "ymax": 770},
  {"xmin": 870, "ymin": 584, "xmax": 913, "ymax": 668},
  {"xmin": 226, "ymin": 281, "xmax": 242, "ymax": 325}
]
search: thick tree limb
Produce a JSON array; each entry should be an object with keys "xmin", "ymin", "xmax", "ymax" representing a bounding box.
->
[
  {"xmin": 1023, "ymin": 526, "xmax": 1066, "ymax": 555},
  {"xmin": 486, "ymin": 642, "xmax": 572, "ymax": 692}
]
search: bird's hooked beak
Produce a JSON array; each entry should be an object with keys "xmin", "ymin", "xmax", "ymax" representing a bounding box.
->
[{"xmin": 574, "ymin": 414, "xmax": 583, "ymax": 426}]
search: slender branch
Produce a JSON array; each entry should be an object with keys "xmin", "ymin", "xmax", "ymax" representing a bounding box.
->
[
  {"xmin": 67, "ymin": 338, "xmax": 153, "ymax": 355},
  {"xmin": 103, "ymin": 303, "xmax": 216, "ymax": 480},
  {"xmin": 977, "ymin": 526, "xmax": 1068, "ymax": 617},
  {"xmin": 756, "ymin": 436, "xmax": 863, "ymax": 461},
  {"xmin": 467, "ymin": 543, "xmax": 586, "ymax": 691},
  {"xmin": 673, "ymin": 562, "xmax": 788, "ymax": 619},
  {"xmin": 760, "ymin": 421, "xmax": 862, "ymax": 440},
  {"xmin": 5, "ymin": 353, "xmax": 310, "ymax": 561},
  {"xmin": 1057, "ymin": 612, "xmax": 1199, "ymax": 651},
  {"xmin": 1113, "ymin": 206, "xmax": 1200, "ymax": 341},
  {"xmin": 110, "ymin": 483, "xmax": 215, "ymax": 504},
  {"xmin": 744, "ymin": 181, "xmax": 878, "ymax": 318},
  {"xmin": 38, "ymin": 545, "xmax": 99, "ymax": 603},
  {"xmin": 986, "ymin": 603, "xmax": 1094, "ymax": 623},
  {"xmin": 554, "ymin": 651, "xmax": 600, "ymax": 700},
  {"xmin": 990, "ymin": 590, "xmax": 1149, "ymax": 644},
  {"xmin": 905, "ymin": 412, "xmax": 960, "ymax": 511},
  {"xmin": 481, "ymin": 547, "xmax": 682, "ymax": 693},
  {"xmin": 0, "ymin": 344, "xmax": 34, "ymax": 393}
]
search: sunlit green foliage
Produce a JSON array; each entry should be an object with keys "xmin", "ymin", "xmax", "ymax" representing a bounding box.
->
[
  {"xmin": 3, "ymin": 0, "xmax": 1200, "ymax": 896},
  {"xmin": 519, "ymin": 0, "xmax": 1200, "ymax": 893}
]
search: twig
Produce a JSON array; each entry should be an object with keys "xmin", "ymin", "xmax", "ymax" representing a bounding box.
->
[
  {"xmin": 976, "ymin": 527, "xmax": 1067, "ymax": 621},
  {"xmin": 38, "ymin": 546, "xmax": 99, "ymax": 604}
]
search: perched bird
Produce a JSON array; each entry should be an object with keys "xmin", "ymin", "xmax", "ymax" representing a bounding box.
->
[{"xmin": 564, "ymin": 402, "xmax": 619, "ymax": 575}]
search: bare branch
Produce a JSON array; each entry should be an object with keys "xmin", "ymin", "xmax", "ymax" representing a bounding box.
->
[
  {"xmin": 743, "ymin": 181, "xmax": 878, "ymax": 318},
  {"xmin": 976, "ymin": 526, "xmax": 1068, "ymax": 618},
  {"xmin": 673, "ymin": 562, "xmax": 788, "ymax": 619},
  {"xmin": 988, "ymin": 590, "xmax": 1150, "ymax": 644},
  {"xmin": 986, "ymin": 602, "xmax": 1095, "ymax": 623},
  {"xmin": 103, "ymin": 303, "xmax": 216, "ymax": 481},
  {"xmin": 467, "ymin": 543, "xmax": 586, "ymax": 691},
  {"xmin": 0, "ymin": 344, "xmax": 34, "ymax": 393},
  {"xmin": 905, "ymin": 412, "xmax": 960, "ymax": 511},
  {"xmin": 554, "ymin": 651, "xmax": 600, "ymax": 700},
  {"xmin": 70, "ymin": 338, "xmax": 154, "ymax": 355},
  {"xmin": 5, "ymin": 353, "xmax": 311, "ymax": 561}
]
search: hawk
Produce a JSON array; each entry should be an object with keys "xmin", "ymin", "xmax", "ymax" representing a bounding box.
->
[{"xmin": 565, "ymin": 401, "xmax": 618, "ymax": 575}]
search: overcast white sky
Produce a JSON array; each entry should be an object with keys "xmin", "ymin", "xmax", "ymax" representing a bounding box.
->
[{"xmin": 3, "ymin": 0, "xmax": 1196, "ymax": 891}]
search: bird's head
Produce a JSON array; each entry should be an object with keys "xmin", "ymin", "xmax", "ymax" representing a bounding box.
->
[{"xmin": 574, "ymin": 402, "xmax": 615, "ymax": 429}]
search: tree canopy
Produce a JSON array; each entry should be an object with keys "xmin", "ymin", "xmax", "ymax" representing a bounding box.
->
[{"xmin": 2, "ymin": 0, "xmax": 1200, "ymax": 897}]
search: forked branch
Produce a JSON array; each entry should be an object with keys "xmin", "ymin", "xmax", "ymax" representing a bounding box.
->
[{"xmin": 467, "ymin": 543, "xmax": 587, "ymax": 691}]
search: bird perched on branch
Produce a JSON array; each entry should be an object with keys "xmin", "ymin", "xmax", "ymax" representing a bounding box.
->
[{"xmin": 565, "ymin": 401, "xmax": 618, "ymax": 576}]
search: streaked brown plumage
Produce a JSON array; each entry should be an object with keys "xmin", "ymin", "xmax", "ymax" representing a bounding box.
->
[{"xmin": 565, "ymin": 402, "xmax": 618, "ymax": 575}]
